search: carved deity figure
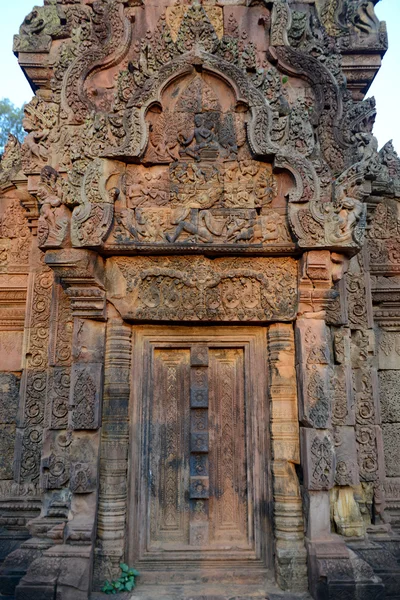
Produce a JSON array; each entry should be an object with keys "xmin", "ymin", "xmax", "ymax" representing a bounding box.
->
[
  {"xmin": 179, "ymin": 113, "xmax": 221, "ymax": 161},
  {"xmin": 259, "ymin": 213, "xmax": 291, "ymax": 243},
  {"xmin": 21, "ymin": 99, "xmax": 56, "ymax": 171},
  {"xmin": 166, "ymin": 208, "xmax": 214, "ymax": 243},
  {"xmin": 226, "ymin": 213, "xmax": 256, "ymax": 243},
  {"xmin": 127, "ymin": 171, "xmax": 169, "ymax": 208},
  {"xmin": 37, "ymin": 166, "xmax": 69, "ymax": 247},
  {"xmin": 324, "ymin": 194, "xmax": 365, "ymax": 246}
]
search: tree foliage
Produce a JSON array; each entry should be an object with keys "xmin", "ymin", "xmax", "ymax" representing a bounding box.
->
[{"xmin": 0, "ymin": 99, "xmax": 25, "ymax": 154}]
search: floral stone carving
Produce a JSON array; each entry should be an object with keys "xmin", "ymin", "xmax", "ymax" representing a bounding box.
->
[{"xmin": 107, "ymin": 256, "xmax": 298, "ymax": 322}]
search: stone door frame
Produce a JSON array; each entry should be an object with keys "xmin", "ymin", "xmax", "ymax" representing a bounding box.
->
[
  {"xmin": 127, "ymin": 325, "xmax": 272, "ymax": 570},
  {"xmin": 94, "ymin": 318, "xmax": 307, "ymax": 591}
]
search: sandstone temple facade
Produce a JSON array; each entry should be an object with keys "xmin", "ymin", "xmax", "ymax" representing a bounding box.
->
[{"xmin": 0, "ymin": 0, "xmax": 400, "ymax": 598}]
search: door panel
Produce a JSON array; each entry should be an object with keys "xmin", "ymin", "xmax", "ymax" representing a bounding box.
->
[
  {"xmin": 209, "ymin": 349, "xmax": 248, "ymax": 547},
  {"xmin": 149, "ymin": 349, "xmax": 190, "ymax": 549},
  {"xmin": 130, "ymin": 327, "xmax": 270, "ymax": 566}
]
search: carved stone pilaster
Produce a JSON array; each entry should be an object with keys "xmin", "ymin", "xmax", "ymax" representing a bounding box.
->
[
  {"xmin": 267, "ymin": 323, "xmax": 307, "ymax": 591},
  {"xmin": 14, "ymin": 258, "xmax": 53, "ymax": 485},
  {"xmin": 93, "ymin": 308, "xmax": 132, "ymax": 588}
]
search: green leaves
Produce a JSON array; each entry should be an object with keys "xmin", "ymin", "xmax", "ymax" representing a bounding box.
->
[
  {"xmin": 101, "ymin": 563, "xmax": 140, "ymax": 595},
  {"xmin": 282, "ymin": 76, "xmax": 289, "ymax": 84}
]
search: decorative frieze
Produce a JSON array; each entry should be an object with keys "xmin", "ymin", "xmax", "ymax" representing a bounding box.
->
[{"xmin": 107, "ymin": 255, "xmax": 298, "ymax": 322}]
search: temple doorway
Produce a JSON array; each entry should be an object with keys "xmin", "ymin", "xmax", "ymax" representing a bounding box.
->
[{"xmin": 128, "ymin": 326, "xmax": 272, "ymax": 575}]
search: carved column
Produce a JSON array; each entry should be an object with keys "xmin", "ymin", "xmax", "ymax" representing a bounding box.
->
[
  {"xmin": 267, "ymin": 323, "xmax": 307, "ymax": 591},
  {"xmin": 93, "ymin": 307, "xmax": 132, "ymax": 587}
]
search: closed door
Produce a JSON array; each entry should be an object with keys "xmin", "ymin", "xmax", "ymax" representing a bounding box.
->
[{"xmin": 129, "ymin": 327, "xmax": 271, "ymax": 566}]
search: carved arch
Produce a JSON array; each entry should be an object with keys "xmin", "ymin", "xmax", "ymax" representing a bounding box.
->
[{"xmin": 105, "ymin": 50, "xmax": 279, "ymax": 160}]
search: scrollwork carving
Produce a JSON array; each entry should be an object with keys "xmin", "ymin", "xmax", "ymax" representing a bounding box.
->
[{"xmin": 108, "ymin": 256, "xmax": 297, "ymax": 322}]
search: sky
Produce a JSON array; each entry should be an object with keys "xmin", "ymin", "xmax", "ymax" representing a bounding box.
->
[{"xmin": 0, "ymin": 0, "xmax": 399, "ymax": 152}]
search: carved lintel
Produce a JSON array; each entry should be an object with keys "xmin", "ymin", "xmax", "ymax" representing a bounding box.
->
[
  {"xmin": 107, "ymin": 255, "xmax": 298, "ymax": 323},
  {"xmin": 45, "ymin": 249, "xmax": 106, "ymax": 320}
]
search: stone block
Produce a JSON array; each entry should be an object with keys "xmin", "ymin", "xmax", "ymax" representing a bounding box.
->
[
  {"xmin": 0, "ymin": 372, "xmax": 20, "ymax": 423},
  {"xmin": 0, "ymin": 424, "xmax": 16, "ymax": 479},
  {"xmin": 296, "ymin": 319, "xmax": 332, "ymax": 430},
  {"xmin": 331, "ymin": 487, "xmax": 365, "ymax": 538},
  {"xmin": 0, "ymin": 331, "xmax": 23, "ymax": 372},
  {"xmin": 334, "ymin": 426, "xmax": 359, "ymax": 486},
  {"xmin": 307, "ymin": 491, "xmax": 330, "ymax": 540},
  {"xmin": 379, "ymin": 370, "xmax": 400, "ymax": 423},
  {"xmin": 69, "ymin": 363, "xmax": 103, "ymax": 430},
  {"xmin": 15, "ymin": 584, "xmax": 56, "ymax": 600},
  {"xmin": 377, "ymin": 329, "xmax": 400, "ymax": 370},
  {"xmin": 40, "ymin": 429, "xmax": 71, "ymax": 490},
  {"xmin": 72, "ymin": 319, "xmax": 105, "ymax": 364},
  {"xmin": 382, "ymin": 423, "xmax": 400, "ymax": 477},
  {"xmin": 301, "ymin": 428, "xmax": 336, "ymax": 491}
]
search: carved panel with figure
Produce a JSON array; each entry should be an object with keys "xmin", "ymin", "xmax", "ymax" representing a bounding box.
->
[{"xmin": 103, "ymin": 70, "xmax": 295, "ymax": 253}]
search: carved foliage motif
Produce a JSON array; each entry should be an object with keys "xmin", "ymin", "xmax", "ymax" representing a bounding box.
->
[
  {"xmin": 109, "ymin": 256, "xmax": 298, "ymax": 322},
  {"xmin": 0, "ymin": 199, "xmax": 31, "ymax": 269},
  {"xmin": 297, "ymin": 320, "xmax": 331, "ymax": 429},
  {"xmin": 70, "ymin": 366, "xmax": 100, "ymax": 430},
  {"xmin": 311, "ymin": 434, "xmax": 335, "ymax": 489},
  {"xmin": 16, "ymin": 264, "xmax": 53, "ymax": 483},
  {"xmin": 302, "ymin": 428, "xmax": 335, "ymax": 491},
  {"xmin": 41, "ymin": 430, "xmax": 72, "ymax": 490}
]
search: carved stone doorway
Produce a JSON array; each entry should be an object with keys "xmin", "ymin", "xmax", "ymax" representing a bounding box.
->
[{"xmin": 128, "ymin": 326, "xmax": 272, "ymax": 580}]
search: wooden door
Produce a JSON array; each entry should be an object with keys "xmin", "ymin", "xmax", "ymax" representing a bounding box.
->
[{"xmin": 129, "ymin": 327, "xmax": 271, "ymax": 568}]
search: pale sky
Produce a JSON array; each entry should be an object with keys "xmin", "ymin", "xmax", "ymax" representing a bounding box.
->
[{"xmin": 0, "ymin": 0, "xmax": 399, "ymax": 152}]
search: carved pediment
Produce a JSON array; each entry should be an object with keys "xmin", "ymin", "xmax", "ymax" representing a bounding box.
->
[{"xmin": 14, "ymin": 0, "xmax": 396, "ymax": 257}]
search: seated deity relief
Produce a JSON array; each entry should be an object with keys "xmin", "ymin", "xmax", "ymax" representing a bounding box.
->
[{"xmin": 143, "ymin": 73, "xmax": 247, "ymax": 165}]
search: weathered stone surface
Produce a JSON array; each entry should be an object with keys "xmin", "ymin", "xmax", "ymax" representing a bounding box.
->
[
  {"xmin": 379, "ymin": 370, "xmax": 400, "ymax": 423},
  {"xmin": 296, "ymin": 319, "xmax": 332, "ymax": 429},
  {"xmin": 382, "ymin": 424, "xmax": 400, "ymax": 477},
  {"xmin": 107, "ymin": 256, "xmax": 298, "ymax": 322},
  {"xmin": 0, "ymin": 0, "xmax": 398, "ymax": 598},
  {"xmin": 0, "ymin": 373, "xmax": 20, "ymax": 424},
  {"xmin": 301, "ymin": 429, "xmax": 336, "ymax": 491},
  {"xmin": 0, "ymin": 424, "xmax": 17, "ymax": 479}
]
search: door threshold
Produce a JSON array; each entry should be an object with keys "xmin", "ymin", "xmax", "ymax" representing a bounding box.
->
[{"xmin": 92, "ymin": 581, "xmax": 311, "ymax": 600}]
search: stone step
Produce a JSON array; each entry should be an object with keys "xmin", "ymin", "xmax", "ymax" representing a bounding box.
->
[{"xmin": 91, "ymin": 582, "xmax": 312, "ymax": 600}]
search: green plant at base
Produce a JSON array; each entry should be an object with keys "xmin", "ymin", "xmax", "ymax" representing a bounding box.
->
[{"xmin": 102, "ymin": 563, "xmax": 140, "ymax": 594}]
